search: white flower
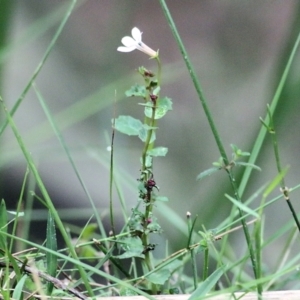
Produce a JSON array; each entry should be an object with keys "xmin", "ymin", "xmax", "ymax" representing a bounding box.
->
[{"xmin": 117, "ymin": 27, "xmax": 158, "ymax": 58}]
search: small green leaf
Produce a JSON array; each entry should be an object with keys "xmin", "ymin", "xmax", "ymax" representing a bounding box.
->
[
  {"xmin": 260, "ymin": 117, "xmax": 271, "ymax": 130},
  {"xmin": 114, "ymin": 116, "xmax": 143, "ymax": 136},
  {"xmin": 196, "ymin": 167, "xmax": 220, "ymax": 181},
  {"xmin": 7, "ymin": 210, "xmax": 24, "ymax": 216},
  {"xmin": 153, "ymin": 86, "xmax": 161, "ymax": 95},
  {"xmin": 145, "ymin": 155, "xmax": 153, "ymax": 168},
  {"xmin": 81, "ymin": 223, "xmax": 98, "ymax": 240},
  {"xmin": 138, "ymin": 126, "xmax": 156, "ymax": 143},
  {"xmin": 263, "ymin": 166, "xmax": 289, "ymax": 198},
  {"xmin": 147, "ymin": 218, "xmax": 162, "ymax": 233},
  {"xmin": 230, "ymin": 144, "xmax": 239, "ymax": 153},
  {"xmin": 240, "ymin": 151, "xmax": 250, "ymax": 157},
  {"xmin": 230, "ymin": 144, "xmax": 250, "ymax": 157},
  {"xmin": 212, "ymin": 157, "xmax": 223, "ymax": 167},
  {"xmin": 144, "ymin": 97, "xmax": 173, "ymax": 119},
  {"xmin": 147, "ymin": 269, "xmax": 170, "ymax": 285},
  {"xmin": 114, "ymin": 237, "xmax": 144, "ymax": 259},
  {"xmin": 196, "ymin": 239, "xmax": 208, "ymax": 253},
  {"xmin": 155, "ymin": 196, "xmax": 169, "ymax": 202},
  {"xmin": 188, "ymin": 266, "xmax": 225, "ymax": 299},
  {"xmin": 146, "ymin": 259, "xmax": 182, "ymax": 285},
  {"xmin": 119, "ymin": 286, "xmax": 138, "ymax": 296},
  {"xmin": 147, "ymin": 147, "xmax": 168, "ymax": 157},
  {"xmin": 235, "ymin": 162, "xmax": 261, "ymax": 171},
  {"xmin": 125, "ymin": 84, "xmax": 146, "ymax": 98},
  {"xmin": 225, "ymin": 194, "xmax": 259, "ymax": 218}
]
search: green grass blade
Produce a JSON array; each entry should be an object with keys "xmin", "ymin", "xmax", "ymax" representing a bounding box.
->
[
  {"xmin": 46, "ymin": 211, "xmax": 57, "ymax": 295},
  {"xmin": 32, "ymin": 83, "xmax": 107, "ymax": 243},
  {"xmin": 188, "ymin": 265, "xmax": 225, "ymax": 300},
  {"xmin": 225, "ymin": 194, "xmax": 259, "ymax": 218},
  {"xmin": 159, "ymin": 0, "xmax": 228, "ymax": 164},
  {"xmin": 12, "ymin": 274, "xmax": 28, "ymax": 300},
  {"xmin": 238, "ymin": 31, "xmax": 300, "ymax": 198},
  {"xmin": 10, "ymin": 168, "xmax": 29, "ymax": 253}
]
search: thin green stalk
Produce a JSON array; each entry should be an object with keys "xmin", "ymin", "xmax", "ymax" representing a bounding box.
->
[
  {"xmin": 159, "ymin": 0, "xmax": 260, "ymax": 291},
  {"xmin": 33, "ymin": 83, "xmax": 108, "ymax": 246},
  {"xmin": 238, "ymin": 30, "xmax": 300, "ymax": 199},
  {"xmin": 262, "ymin": 105, "xmax": 300, "ymax": 232},
  {"xmin": 187, "ymin": 212, "xmax": 198, "ymax": 290},
  {"xmin": 9, "ymin": 168, "xmax": 29, "ymax": 253},
  {"xmin": 141, "ymin": 57, "xmax": 162, "ymax": 274},
  {"xmin": 93, "ymin": 242, "xmax": 131, "ymax": 278},
  {"xmin": 158, "ymin": 1, "xmax": 228, "ymax": 164},
  {"xmin": 254, "ymin": 218, "xmax": 263, "ymax": 299},
  {"xmin": 227, "ymin": 169, "xmax": 262, "ymax": 294},
  {"xmin": 203, "ymin": 247, "xmax": 209, "ymax": 281},
  {"xmin": 110, "ymin": 106, "xmax": 116, "ymax": 235},
  {"xmin": 141, "ymin": 57, "xmax": 162, "ymax": 169}
]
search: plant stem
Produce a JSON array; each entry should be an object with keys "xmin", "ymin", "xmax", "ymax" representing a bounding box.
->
[
  {"xmin": 203, "ymin": 247, "xmax": 209, "ymax": 281},
  {"xmin": 141, "ymin": 57, "xmax": 162, "ymax": 274},
  {"xmin": 187, "ymin": 213, "xmax": 198, "ymax": 290},
  {"xmin": 159, "ymin": 0, "xmax": 260, "ymax": 292},
  {"xmin": 264, "ymin": 105, "xmax": 300, "ymax": 232}
]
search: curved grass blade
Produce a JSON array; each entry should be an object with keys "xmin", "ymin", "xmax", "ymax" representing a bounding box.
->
[{"xmin": 188, "ymin": 265, "xmax": 225, "ymax": 300}]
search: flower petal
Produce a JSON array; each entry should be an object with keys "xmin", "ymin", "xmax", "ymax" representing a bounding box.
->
[
  {"xmin": 117, "ymin": 46, "xmax": 136, "ymax": 52},
  {"xmin": 121, "ymin": 36, "xmax": 137, "ymax": 47},
  {"xmin": 131, "ymin": 27, "xmax": 142, "ymax": 43}
]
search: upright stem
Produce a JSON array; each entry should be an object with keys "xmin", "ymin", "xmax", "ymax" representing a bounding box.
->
[
  {"xmin": 141, "ymin": 57, "xmax": 162, "ymax": 273},
  {"xmin": 159, "ymin": 0, "xmax": 260, "ymax": 292}
]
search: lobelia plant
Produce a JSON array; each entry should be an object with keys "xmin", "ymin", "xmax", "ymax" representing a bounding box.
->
[{"xmin": 114, "ymin": 27, "xmax": 172, "ymax": 278}]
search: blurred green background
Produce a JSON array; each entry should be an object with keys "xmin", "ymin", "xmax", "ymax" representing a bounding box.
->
[{"xmin": 1, "ymin": 0, "xmax": 300, "ymax": 260}]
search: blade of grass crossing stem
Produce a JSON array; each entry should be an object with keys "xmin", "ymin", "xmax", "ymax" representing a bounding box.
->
[
  {"xmin": 32, "ymin": 83, "xmax": 108, "ymax": 245},
  {"xmin": 12, "ymin": 274, "xmax": 28, "ymax": 300},
  {"xmin": 10, "ymin": 168, "xmax": 29, "ymax": 253},
  {"xmin": 46, "ymin": 211, "xmax": 57, "ymax": 295},
  {"xmin": 265, "ymin": 105, "xmax": 300, "ymax": 231},
  {"xmin": 6, "ymin": 249, "xmax": 22, "ymax": 281},
  {"xmin": 110, "ymin": 113, "xmax": 116, "ymax": 235},
  {"xmin": 0, "ymin": 97, "xmax": 94, "ymax": 297},
  {"xmin": 187, "ymin": 213, "xmax": 198, "ymax": 290},
  {"xmin": 238, "ymin": 31, "xmax": 300, "ymax": 198},
  {"xmin": 0, "ymin": 0, "xmax": 77, "ymax": 137},
  {"xmin": 188, "ymin": 265, "xmax": 225, "ymax": 300}
]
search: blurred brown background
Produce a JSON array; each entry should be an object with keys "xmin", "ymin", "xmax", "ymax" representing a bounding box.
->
[{"xmin": 1, "ymin": 0, "xmax": 300, "ymax": 260}]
